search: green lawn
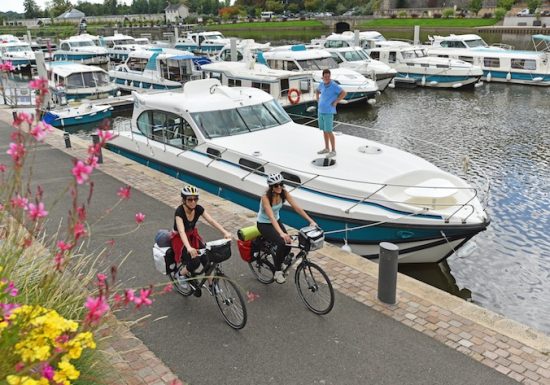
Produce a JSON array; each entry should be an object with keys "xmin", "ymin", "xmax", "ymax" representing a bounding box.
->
[
  {"xmin": 206, "ymin": 20, "xmax": 326, "ymax": 30},
  {"xmin": 359, "ymin": 18, "xmax": 499, "ymax": 28}
]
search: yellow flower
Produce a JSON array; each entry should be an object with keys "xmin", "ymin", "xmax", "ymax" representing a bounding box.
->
[
  {"xmin": 54, "ymin": 360, "xmax": 80, "ymax": 383},
  {"xmin": 6, "ymin": 375, "xmax": 41, "ymax": 385}
]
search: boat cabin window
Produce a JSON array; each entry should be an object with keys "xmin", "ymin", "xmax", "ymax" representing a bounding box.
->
[
  {"xmin": 297, "ymin": 57, "xmax": 338, "ymax": 70},
  {"xmin": 440, "ymin": 40, "xmax": 467, "ymax": 48},
  {"xmin": 330, "ymin": 53, "xmax": 343, "ymax": 63},
  {"xmin": 205, "ymin": 71, "xmax": 222, "ymax": 81},
  {"xmin": 219, "ymin": 49, "xmax": 243, "ymax": 61},
  {"xmin": 127, "ymin": 56, "xmax": 148, "ymax": 72},
  {"xmin": 465, "ymin": 39, "xmax": 487, "ymax": 48},
  {"xmin": 324, "ymin": 40, "xmax": 348, "ymax": 48},
  {"xmin": 458, "ymin": 56, "xmax": 474, "ymax": 64},
  {"xmin": 280, "ymin": 171, "xmax": 301, "ymax": 185},
  {"xmin": 136, "ymin": 110, "xmax": 198, "ymax": 150},
  {"xmin": 252, "ymin": 81, "xmax": 270, "ymax": 93},
  {"xmin": 61, "ymin": 42, "xmax": 70, "ymax": 51},
  {"xmin": 284, "ymin": 61, "xmax": 299, "ymax": 71},
  {"xmin": 511, "ymin": 58, "xmax": 536, "ymax": 70},
  {"xmin": 239, "ymin": 158, "xmax": 265, "ymax": 173},
  {"xmin": 228, "ymin": 78, "xmax": 242, "ymax": 86},
  {"xmin": 388, "ymin": 52, "xmax": 396, "ymax": 63},
  {"xmin": 483, "ymin": 57, "xmax": 500, "ymax": 68},
  {"xmin": 369, "ymin": 51, "xmax": 380, "ymax": 60},
  {"xmin": 105, "ymin": 40, "xmax": 115, "ymax": 48},
  {"xmin": 342, "ymin": 50, "xmax": 363, "ymax": 62},
  {"xmin": 191, "ymin": 100, "xmax": 291, "ymax": 138},
  {"xmin": 160, "ymin": 58, "xmax": 193, "ymax": 82}
]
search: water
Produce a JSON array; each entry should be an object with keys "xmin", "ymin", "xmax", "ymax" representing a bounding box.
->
[{"xmin": 334, "ymin": 84, "xmax": 550, "ymax": 334}]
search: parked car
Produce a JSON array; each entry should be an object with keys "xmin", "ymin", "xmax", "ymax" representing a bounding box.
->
[
  {"xmin": 541, "ymin": 9, "xmax": 550, "ymax": 16},
  {"xmin": 516, "ymin": 8, "xmax": 530, "ymax": 16}
]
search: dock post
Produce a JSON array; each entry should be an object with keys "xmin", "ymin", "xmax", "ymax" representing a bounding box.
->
[
  {"xmin": 354, "ymin": 30, "xmax": 360, "ymax": 47},
  {"xmin": 230, "ymin": 38, "xmax": 237, "ymax": 62},
  {"xmin": 91, "ymin": 134, "xmax": 103, "ymax": 164},
  {"xmin": 377, "ymin": 242, "xmax": 399, "ymax": 304},
  {"xmin": 63, "ymin": 132, "xmax": 71, "ymax": 148},
  {"xmin": 413, "ymin": 25, "xmax": 420, "ymax": 45}
]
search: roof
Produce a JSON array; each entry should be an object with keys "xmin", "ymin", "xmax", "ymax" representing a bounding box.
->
[
  {"xmin": 57, "ymin": 8, "xmax": 85, "ymax": 19},
  {"xmin": 165, "ymin": 3, "xmax": 188, "ymax": 11},
  {"xmin": 47, "ymin": 62, "xmax": 107, "ymax": 77}
]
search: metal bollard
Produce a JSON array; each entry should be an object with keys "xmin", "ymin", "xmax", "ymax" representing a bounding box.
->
[
  {"xmin": 63, "ymin": 132, "xmax": 71, "ymax": 148},
  {"xmin": 91, "ymin": 134, "xmax": 103, "ymax": 164},
  {"xmin": 377, "ymin": 242, "xmax": 399, "ymax": 305},
  {"xmin": 12, "ymin": 111, "xmax": 17, "ymax": 121}
]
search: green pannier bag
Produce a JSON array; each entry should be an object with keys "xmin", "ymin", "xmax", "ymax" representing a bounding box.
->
[{"xmin": 237, "ymin": 225, "xmax": 261, "ymax": 241}]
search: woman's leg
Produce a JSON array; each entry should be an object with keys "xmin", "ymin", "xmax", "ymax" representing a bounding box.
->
[{"xmin": 257, "ymin": 222, "xmax": 289, "ymax": 271}]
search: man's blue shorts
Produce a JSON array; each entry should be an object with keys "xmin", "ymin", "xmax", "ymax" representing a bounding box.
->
[{"xmin": 318, "ymin": 113, "xmax": 334, "ymax": 132}]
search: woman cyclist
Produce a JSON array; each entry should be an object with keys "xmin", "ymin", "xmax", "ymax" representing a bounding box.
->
[
  {"xmin": 257, "ymin": 173, "xmax": 317, "ymax": 284},
  {"xmin": 174, "ymin": 185, "xmax": 232, "ymax": 283}
]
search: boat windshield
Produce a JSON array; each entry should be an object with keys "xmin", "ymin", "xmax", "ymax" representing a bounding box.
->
[
  {"xmin": 341, "ymin": 49, "xmax": 368, "ymax": 62},
  {"xmin": 297, "ymin": 57, "xmax": 338, "ymax": 70},
  {"xmin": 208, "ymin": 34, "xmax": 224, "ymax": 40},
  {"xmin": 71, "ymin": 41, "xmax": 95, "ymax": 47},
  {"xmin": 191, "ymin": 100, "xmax": 291, "ymax": 138},
  {"xmin": 465, "ymin": 39, "xmax": 488, "ymax": 48},
  {"xmin": 402, "ymin": 49, "xmax": 428, "ymax": 59},
  {"xmin": 65, "ymin": 71, "xmax": 110, "ymax": 88},
  {"xmin": 6, "ymin": 45, "xmax": 32, "ymax": 52},
  {"xmin": 114, "ymin": 39, "xmax": 135, "ymax": 45}
]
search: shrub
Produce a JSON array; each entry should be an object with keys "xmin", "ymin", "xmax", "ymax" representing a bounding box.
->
[
  {"xmin": 442, "ymin": 8, "xmax": 455, "ymax": 18},
  {"xmin": 390, "ymin": 13, "xmax": 397, "ymax": 18},
  {"xmin": 433, "ymin": 12, "xmax": 442, "ymax": 18},
  {"xmin": 494, "ymin": 7, "xmax": 506, "ymax": 20},
  {"xmin": 398, "ymin": 10, "xmax": 407, "ymax": 18},
  {"xmin": 482, "ymin": 12, "xmax": 493, "ymax": 18},
  {"xmin": 411, "ymin": 13, "xmax": 419, "ymax": 18}
]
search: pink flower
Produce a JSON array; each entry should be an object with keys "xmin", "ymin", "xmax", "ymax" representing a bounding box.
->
[
  {"xmin": 246, "ymin": 291, "xmax": 260, "ymax": 303},
  {"xmin": 30, "ymin": 121, "xmax": 53, "ymax": 142},
  {"xmin": 124, "ymin": 289, "xmax": 135, "ymax": 304},
  {"xmin": 133, "ymin": 288, "xmax": 153, "ymax": 308},
  {"xmin": 162, "ymin": 283, "xmax": 173, "ymax": 293},
  {"xmin": 27, "ymin": 202, "xmax": 48, "ymax": 221},
  {"xmin": 13, "ymin": 112, "xmax": 33, "ymax": 127},
  {"xmin": 0, "ymin": 204, "xmax": 4, "ymax": 211},
  {"xmin": 57, "ymin": 240, "xmax": 73, "ymax": 252},
  {"xmin": 84, "ymin": 295, "xmax": 110, "ymax": 324},
  {"xmin": 117, "ymin": 186, "xmax": 131, "ymax": 200},
  {"xmin": 97, "ymin": 273, "xmax": 107, "ymax": 288},
  {"xmin": 14, "ymin": 362, "xmax": 25, "ymax": 372},
  {"xmin": 29, "ymin": 77, "xmax": 48, "ymax": 92},
  {"xmin": 87, "ymin": 155, "xmax": 99, "ymax": 169},
  {"xmin": 135, "ymin": 212, "xmax": 145, "ymax": 224},
  {"xmin": 0, "ymin": 61, "xmax": 14, "ymax": 72},
  {"xmin": 0, "ymin": 164, "xmax": 6, "ymax": 172},
  {"xmin": 73, "ymin": 221, "xmax": 87, "ymax": 240},
  {"xmin": 0, "ymin": 302, "xmax": 20, "ymax": 317},
  {"xmin": 72, "ymin": 160, "xmax": 93, "ymax": 185},
  {"xmin": 4, "ymin": 281, "xmax": 18, "ymax": 297},
  {"xmin": 7, "ymin": 142, "xmax": 26, "ymax": 166},
  {"xmin": 10, "ymin": 194, "xmax": 28, "ymax": 209},
  {"xmin": 105, "ymin": 239, "xmax": 116, "ymax": 247},
  {"xmin": 41, "ymin": 364, "xmax": 55, "ymax": 380},
  {"xmin": 76, "ymin": 206, "xmax": 87, "ymax": 221},
  {"xmin": 54, "ymin": 253, "xmax": 64, "ymax": 271},
  {"xmin": 97, "ymin": 129, "xmax": 114, "ymax": 142}
]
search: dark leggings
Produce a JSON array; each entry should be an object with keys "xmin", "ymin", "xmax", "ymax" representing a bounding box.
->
[
  {"xmin": 181, "ymin": 243, "xmax": 208, "ymax": 273},
  {"xmin": 257, "ymin": 221, "xmax": 290, "ymax": 271}
]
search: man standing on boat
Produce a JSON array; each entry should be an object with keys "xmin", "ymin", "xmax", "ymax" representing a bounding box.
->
[{"xmin": 316, "ymin": 69, "xmax": 346, "ymax": 158}]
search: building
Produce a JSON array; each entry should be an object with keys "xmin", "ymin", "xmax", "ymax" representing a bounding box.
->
[
  {"xmin": 56, "ymin": 8, "xmax": 86, "ymax": 20},
  {"xmin": 165, "ymin": 3, "xmax": 189, "ymax": 23}
]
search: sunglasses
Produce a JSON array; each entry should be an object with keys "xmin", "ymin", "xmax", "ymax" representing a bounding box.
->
[
  {"xmin": 271, "ymin": 183, "xmax": 284, "ymax": 188},
  {"xmin": 186, "ymin": 197, "xmax": 199, "ymax": 202}
]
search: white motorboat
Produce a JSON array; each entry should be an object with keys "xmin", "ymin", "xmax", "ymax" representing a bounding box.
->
[
  {"xmin": 425, "ymin": 34, "xmax": 550, "ymax": 86},
  {"xmin": 0, "ymin": 35, "xmax": 35, "ymax": 72},
  {"xmin": 315, "ymin": 30, "xmax": 389, "ymax": 50},
  {"xmin": 215, "ymin": 39, "xmax": 271, "ymax": 62},
  {"xmin": 175, "ymin": 31, "xmax": 235, "ymax": 54},
  {"xmin": 53, "ymin": 35, "xmax": 109, "ymax": 65},
  {"xmin": 47, "ymin": 62, "xmax": 118, "ymax": 103},
  {"xmin": 368, "ymin": 42, "xmax": 483, "ymax": 89},
  {"xmin": 260, "ymin": 45, "xmax": 379, "ymax": 104},
  {"xmin": 110, "ymin": 48, "xmax": 205, "ymax": 92},
  {"xmin": 201, "ymin": 60, "xmax": 317, "ymax": 115},
  {"xmin": 42, "ymin": 102, "xmax": 113, "ymax": 128},
  {"xmin": 100, "ymin": 34, "xmax": 148, "ymax": 62},
  {"xmin": 107, "ymin": 79, "xmax": 490, "ymax": 263}
]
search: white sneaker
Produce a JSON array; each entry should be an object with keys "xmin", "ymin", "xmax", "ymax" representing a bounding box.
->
[
  {"xmin": 176, "ymin": 272, "xmax": 189, "ymax": 289},
  {"xmin": 327, "ymin": 151, "xmax": 336, "ymax": 158},
  {"xmin": 274, "ymin": 271, "xmax": 286, "ymax": 284},
  {"xmin": 317, "ymin": 148, "xmax": 330, "ymax": 154}
]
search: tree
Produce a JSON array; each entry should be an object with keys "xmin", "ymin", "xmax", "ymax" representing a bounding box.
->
[
  {"xmin": 496, "ymin": 0, "xmax": 514, "ymax": 11},
  {"xmin": 266, "ymin": 0, "xmax": 284, "ymax": 12},
  {"xmin": 103, "ymin": 0, "xmax": 118, "ymax": 15},
  {"xmin": 46, "ymin": 0, "xmax": 72, "ymax": 17},
  {"xmin": 24, "ymin": 0, "xmax": 41, "ymax": 18},
  {"xmin": 527, "ymin": 0, "xmax": 541, "ymax": 14},
  {"xmin": 468, "ymin": 0, "xmax": 482, "ymax": 16}
]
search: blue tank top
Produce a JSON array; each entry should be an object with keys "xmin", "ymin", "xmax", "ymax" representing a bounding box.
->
[{"xmin": 257, "ymin": 199, "xmax": 283, "ymax": 223}]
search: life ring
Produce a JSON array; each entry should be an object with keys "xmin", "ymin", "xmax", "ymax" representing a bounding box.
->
[{"xmin": 288, "ymin": 88, "xmax": 301, "ymax": 105}]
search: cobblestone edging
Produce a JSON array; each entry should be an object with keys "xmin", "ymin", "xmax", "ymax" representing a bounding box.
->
[{"xmin": 5, "ymin": 111, "xmax": 548, "ymax": 385}]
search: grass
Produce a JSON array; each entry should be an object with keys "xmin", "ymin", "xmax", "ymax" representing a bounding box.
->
[
  {"xmin": 359, "ymin": 18, "xmax": 499, "ymax": 28},
  {"xmin": 206, "ymin": 20, "xmax": 326, "ymax": 30}
]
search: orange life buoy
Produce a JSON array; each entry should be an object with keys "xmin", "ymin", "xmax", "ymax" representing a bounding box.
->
[{"xmin": 288, "ymin": 88, "xmax": 301, "ymax": 105}]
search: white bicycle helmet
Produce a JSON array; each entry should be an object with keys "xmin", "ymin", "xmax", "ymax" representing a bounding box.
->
[
  {"xmin": 267, "ymin": 173, "xmax": 284, "ymax": 186},
  {"xmin": 181, "ymin": 184, "xmax": 199, "ymax": 197}
]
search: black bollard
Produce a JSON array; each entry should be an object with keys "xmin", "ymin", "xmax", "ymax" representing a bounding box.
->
[
  {"xmin": 63, "ymin": 132, "xmax": 71, "ymax": 148},
  {"xmin": 377, "ymin": 242, "xmax": 399, "ymax": 305},
  {"xmin": 12, "ymin": 111, "xmax": 17, "ymax": 121},
  {"xmin": 91, "ymin": 134, "xmax": 103, "ymax": 164}
]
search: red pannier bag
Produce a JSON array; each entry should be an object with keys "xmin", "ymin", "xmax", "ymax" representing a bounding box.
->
[{"xmin": 237, "ymin": 239, "xmax": 253, "ymax": 262}]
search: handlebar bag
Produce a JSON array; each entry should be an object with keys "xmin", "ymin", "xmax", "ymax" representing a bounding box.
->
[{"xmin": 206, "ymin": 239, "xmax": 232, "ymax": 263}]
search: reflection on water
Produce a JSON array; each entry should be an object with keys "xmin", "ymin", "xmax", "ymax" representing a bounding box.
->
[{"xmin": 336, "ymin": 84, "xmax": 550, "ymax": 333}]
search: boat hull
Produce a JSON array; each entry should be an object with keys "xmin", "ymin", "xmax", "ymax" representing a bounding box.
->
[
  {"xmin": 53, "ymin": 53, "xmax": 109, "ymax": 65},
  {"xmin": 43, "ymin": 107, "xmax": 112, "ymax": 128},
  {"xmin": 395, "ymin": 73, "xmax": 481, "ymax": 88}
]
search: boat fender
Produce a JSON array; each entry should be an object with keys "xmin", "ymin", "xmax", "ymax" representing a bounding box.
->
[
  {"xmin": 486, "ymin": 72, "xmax": 492, "ymax": 82},
  {"xmin": 288, "ymin": 88, "xmax": 301, "ymax": 105},
  {"xmin": 506, "ymin": 72, "xmax": 511, "ymax": 81}
]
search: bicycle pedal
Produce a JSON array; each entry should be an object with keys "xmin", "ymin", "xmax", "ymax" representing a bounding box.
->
[{"xmin": 193, "ymin": 288, "xmax": 202, "ymax": 298}]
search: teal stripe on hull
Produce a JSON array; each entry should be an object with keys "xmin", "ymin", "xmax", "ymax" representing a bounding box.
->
[
  {"xmin": 53, "ymin": 53, "xmax": 108, "ymax": 61},
  {"xmin": 50, "ymin": 110, "xmax": 112, "ymax": 128},
  {"xmin": 107, "ymin": 144, "xmax": 480, "ymax": 247},
  {"xmin": 111, "ymin": 77, "xmax": 181, "ymax": 90},
  {"xmin": 482, "ymin": 69, "xmax": 550, "ymax": 83}
]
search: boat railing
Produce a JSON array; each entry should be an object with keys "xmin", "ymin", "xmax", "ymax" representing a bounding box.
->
[{"xmin": 112, "ymin": 116, "xmax": 488, "ymax": 223}]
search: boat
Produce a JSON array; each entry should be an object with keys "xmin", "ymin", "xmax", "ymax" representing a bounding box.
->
[
  {"xmin": 53, "ymin": 35, "xmax": 109, "ymax": 65},
  {"xmin": 99, "ymin": 34, "xmax": 147, "ymax": 62},
  {"xmin": 0, "ymin": 35, "xmax": 36, "ymax": 72},
  {"xmin": 367, "ymin": 42, "xmax": 483, "ymax": 89},
  {"xmin": 313, "ymin": 30, "xmax": 389, "ymax": 50},
  {"xmin": 47, "ymin": 62, "xmax": 118, "ymax": 103},
  {"xmin": 175, "ymin": 31, "xmax": 236, "ymax": 54},
  {"xmin": 201, "ymin": 60, "xmax": 317, "ymax": 116},
  {"xmin": 107, "ymin": 78, "xmax": 490, "ymax": 263},
  {"xmin": 42, "ymin": 102, "xmax": 113, "ymax": 128},
  {"xmin": 260, "ymin": 45, "xmax": 379, "ymax": 104},
  {"xmin": 109, "ymin": 48, "xmax": 206, "ymax": 92},
  {"xmin": 215, "ymin": 39, "xmax": 271, "ymax": 62},
  {"xmin": 425, "ymin": 34, "xmax": 550, "ymax": 86},
  {"xmin": 323, "ymin": 46, "xmax": 397, "ymax": 91}
]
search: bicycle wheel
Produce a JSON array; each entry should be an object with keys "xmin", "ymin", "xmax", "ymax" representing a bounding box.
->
[
  {"xmin": 169, "ymin": 270, "xmax": 193, "ymax": 297},
  {"xmin": 248, "ymin": 251, "xmax": 275, "ymax": 284},
  {"xmin": 213, "ymin": 276, "xmax": 248, "ymax": 330},
  {"xmin": 295, "ymin": 261, "xmax": 334, "ymax": 315}
]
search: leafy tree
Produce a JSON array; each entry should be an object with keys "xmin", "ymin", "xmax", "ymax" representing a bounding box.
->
[
  {"xmin": 266, "ymin": 0, "xmax": 284, "ymax": 12},
  {"xmin": 24, "ymin": 0, "xmax": 41, "ymax": 18},
  {"xmin": 494, "ymin": 7, "xmax": 506, "ymax": 19},
  {"xmin": 304, "ymin": 0, "xmax": 319, "ymax": 11},
  {"xmin": 442, "ymin": 7, "xmax": 454, "ymax": 17},
  {"xmin": 468, "ymin": 0, "xmax": 482, "ymax": 16},
  {"xmin": 527, "ymin": 0, "xmax": 541, "ymax": 14},
  {"xmin": 46, "ymin": 0, "xmax": 73, "ymax": 17},
  {"xmin": 103, "ymin": 0, "xmax": 118, "ymax": 15},
  {"xmin": 496, "ymin": 0, "xmax": 514, "ymax": 11}
]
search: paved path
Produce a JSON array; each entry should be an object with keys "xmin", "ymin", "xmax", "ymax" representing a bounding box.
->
[{"xmin": 1, "ymin": 112, "xmax": 549, "ymax": 385}]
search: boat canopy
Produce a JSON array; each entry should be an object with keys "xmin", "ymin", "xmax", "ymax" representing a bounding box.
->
[{"xmin": 532, "ymin": 34, "xmax": 550, "ymax": 52}]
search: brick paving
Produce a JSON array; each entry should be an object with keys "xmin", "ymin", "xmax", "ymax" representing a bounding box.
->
[{"xmin": 4, "ymin": 111, "xmax": 549, "ymax": 385}]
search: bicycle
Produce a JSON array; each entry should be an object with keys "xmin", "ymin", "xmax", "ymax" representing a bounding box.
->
[
  {"xmin": 169, "ymin": 239, "xmax": 247, "ymax": 330},
  {"xmin": 248, "ymin": 226, "xmax": 335, "ymax": 315}
]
